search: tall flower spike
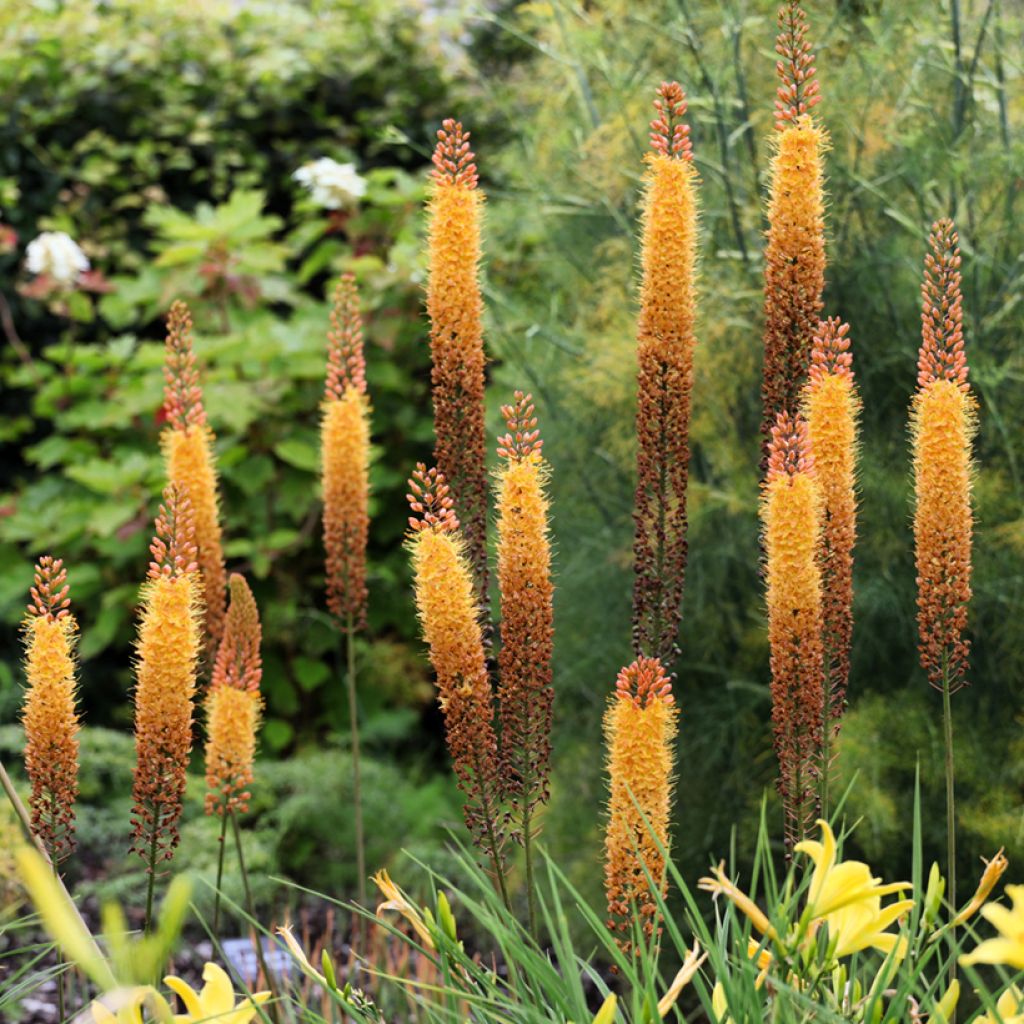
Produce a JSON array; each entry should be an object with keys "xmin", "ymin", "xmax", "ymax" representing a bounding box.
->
[
  {"xmin": 913, "ymin": 219, "xmax": 974, "ymax": 695},
  {"xmin": 632, "ymin": 82, "xmax": 700, "ymax": 666},
  {"xmin": 406, "ymin": 465, "xmax": 506, "ymax": 880},
  {"xmin": 496, "ymin": 393, "xmax": 554, "ymax": 849},
  {"xmin": 804, "ymin": 319, "xmax": 859, "ymax": 787},
  {"xmin": 774, "ymin": 1, "xmax": 821, "ymax": 130},
  {"xmin": 162, "ymin": 300, "xmax": 227, "ymax": 648},
  {"xmin": 130, "ymin": 487, "xmax": 202, "ymax": 868},
  {"xmin": 760, "ymin": 3, "xmax": 827, "ymax": 470},
  {"xmin": 762, "ymin": 412, "xmax": 825, "ymax": 848},
  {"xmin": 21, "ymin": 557, "xmax": 80, "ymax": 864},
  {"xmin": 322, "ymin": 273, "xmax": 371, "ymax": 628},
  {"xmin": 426, "ymin": 119, "xmax": 489, "ymax": 613},
  {"xmin": 205, "ymin": 575, "xmax": 263, "ymax": 817},
  {"xmin": 604, "ymin": 657, "xmax": 678, "ymax": 953}
]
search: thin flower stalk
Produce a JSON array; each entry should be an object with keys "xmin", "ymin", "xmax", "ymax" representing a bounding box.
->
[
  {"xmin": 803, "ymin": 318, "xmax": 859, "ymax": 814},
  {"xmin": 320, "ymin": 270, "xmax": 371, "ymax": 918},
  {"xmin": 130, "ymin": 487, "xmax": 202, "ymax": 933},
  {"xmin": 22, "ymin": 556, "xmax": 79, "ymax": 866},
  {"xmin": 426, "ymin": 119, "xmax": 489, "ymax": 610},
  {"xmin": 762, "ymin": 412, "xmax": 824, "ymax": 849},
  {"xmin": 631, "ymin": 82, "xmax": 700, "ymax": 667},
  {"xmin": 406, "ymin": 465, "xmax": 507, "ymax": 906},
  {"xmin": 912, "ymin": 217, "xmax": 974, "ymax": 935},
  {"xmin": 760, "ymin": 1, "xmax": 827, "ymax": 468},
  {"xmin": 495, "ymin": 391, "xmax": 554, "ymax": 937},
  {"xmin": 604, "ymin": 656, "xmax": 678, "ymax": 953},
  {"xmin": 162, "ymin": 300, "xmax": 227, "ymax": 649}
]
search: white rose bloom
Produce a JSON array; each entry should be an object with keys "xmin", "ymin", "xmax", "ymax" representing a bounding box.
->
[
  {"xmin": 25, "ymin": 231, "xmax": 90, "ymax": 285},
  {"xmin": 293, "ymin": 158, "xmax": 367, "ymax": 209}
]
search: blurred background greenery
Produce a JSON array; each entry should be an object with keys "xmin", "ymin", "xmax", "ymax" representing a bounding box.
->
[{"xmin": 0, "ymin": 0, "xmax": 1022, "ymax": 929}]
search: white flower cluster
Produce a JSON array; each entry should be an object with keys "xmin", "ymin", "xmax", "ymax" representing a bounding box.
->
[
  {"xmin": 25, "ymin": 231, "xmax": 89, "ymax": 285},
  {"xmin": 293, "ymin": 158, "xmax": 367, "ymax": 210}
]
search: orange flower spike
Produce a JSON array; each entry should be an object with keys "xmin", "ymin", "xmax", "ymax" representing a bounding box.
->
[
  {"xmin": 761, "ymin": 412, "xmax": 825, "ymax": 847},
  {"xmin": 406, "ymin": 465, "xmax": 505, "ymax": 866},
  {"xmin": 913, "ymin": 219, "xmax": 974, "ymax": 694},
  {"xmin": 495, "ymin": 392, "xmax": 554, "ymax": 838},
  {"xmin": 161, "ymin": 300, "xmax": 227, "ymax": 647},
  {"xmin": 21, "ymin": 556, "xmax": 80, "ymax": 864},
  {"xmin": 632, "ymin": 82, "xmax": 700, "ymax": 666},
  {"xmin": 604, "ymin": 657, "xmax": 678, "ymax": 952},
  {"xmin": 205, "ymin": 575, "xmax": 263, "ymax": 817},
  {"xmin": 760, "ymin": 1, "xmax": 827, "ymax": 464},
  {"xmin": 426, "ymin": 119, "xmax": 489, "ymax": 609},
  {"xmin": 804, "ymin": 319, "xmax": 860, "ymax": 747},
  {"xmin": 130, "ymin": 487, "xmax": 203, "ymax": 867},
  {"xmin": 322, "ymin": 272, "xmax": 371, "ymax": 629}
]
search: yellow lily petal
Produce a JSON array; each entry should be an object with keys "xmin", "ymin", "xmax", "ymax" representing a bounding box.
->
[
  {"xmin": 164, "ymin": 975, "xmax": 204, "ymax": 1019},
  {"xmin": 657, "ymin": 941, "xmax": 706, "ymax": 1018},
  {"xmin": 962, "ymin": 937, "xmax": 1024, "ymax": 970},
  {"xmin": 198, "ymin": 963, "xmax": 236, "ymax": 1017},
  {"xmin": 591, "ymin": 993, "xmax": 617, "ymax": 1024}
]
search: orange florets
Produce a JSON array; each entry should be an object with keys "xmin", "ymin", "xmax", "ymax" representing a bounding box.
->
[
  {"xmin": 760, "ymin": 5, "xmax": 827, "ymax": 468},
  {"xmin": 130, "ymin": 488, "xmax": 202, "ymax": 868},
  {"xmin": 604, "ymin": 656, "xmax": 678, "ymax": 952},
  {"xmin": 205, "ymin": 575, "xmax": 263, "ymax": 817},
  {"xmin": 762, "ymin": 412, "xmax": 824, "ymax": 847},
  {"xmin": 632, "ymin": 82, "xmax": 700, "ymax": 666},
  {"xmin": 913, "ymin": 220, "xmax": 974, "ymax": 694},
  {"xmin": 322, "ymin": 273, "xmax": 371, "ymax": 629},
  {"xmin": 426, "ymin": 119, "xmax": 489, "ymax": 610},
  {"xmin": 495, "ymin": 393, "xmax": 554, "ymax": 841},
  {"xmin": 21, "ymin": 556, "xmax": 80, "ymax": 864},
  {"xmin": 162, "ymin": 301, "xmax": 227, "ymax": 648},
  {"xmin": 804, "ymin": 319, "xmax": 859, "ymax": 757},
  {"xmin": 407, "ymin": 464, "xmax": 504, "ymax": 864}
]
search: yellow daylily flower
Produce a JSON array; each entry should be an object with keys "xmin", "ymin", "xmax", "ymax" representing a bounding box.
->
[
  {"xmin": 163, "ymin": 963, "xmax": 270, "ymax": 1024},
  {"xmin": 656, "ymin": 941, "xmax": 706, "ymax": 1018},
  {"xmin": 951, "ymin": 848, "xmax": 1009, "ymax": 928},
  {"xmin": 961, "ymin": 884, "xmax": 1024, "ymax": 969},
  {"xmin": 795, "ymin": 821, "xmax": 913, "ymax": 958},
  {"xmin": 697, "ymin": 862, "xmax": 777, "ymax": 939},
  {"xmin": 90, "ymin": 987, "xmax": 155, "ymax": 1024},
  {"xmin": 975, "ymin": 985, "xmax": 1024, "ymax": 1024},
  {"xmin": 372, "ymin": 869, "xmax": 435, "ymax": 950}
]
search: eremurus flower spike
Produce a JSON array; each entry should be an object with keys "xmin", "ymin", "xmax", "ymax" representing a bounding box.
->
[
  {"xmin": 631, "ymin": 81, "xmax": 700, "ymax": 667},
  {"xmin": 762, "ymin": 411, "xmax": 825, "ymax": 848},
  {"xmin": 205, "ymin": 574, "xmax": 263, "ymax": 817},
  {"xmin": 774, "ymin": 0, "xmax": 821, "ymax": 130},
  {"xmin": 760, "ymin": 2, "xmax": 827, "ymax": 469},
  {"xmin": 130, "ymin": 487, "xmax": 202, "ymax": 882},
  {"xmin": 495, "ymin": 392, "xmax": 554, "ymax": 932},
  {"xmin": 322, "ymin": 272, "xmax": 371, "ymax": 628},
  {"xmin": 406, "ymin": 464, "xmax": 507, "ymax": 899},
  {"xmin": 161, "ymin": 300, "xmax": 227, "ymax": 647},
  {"xmin": 21, "ymin": 556, "xmax": 80, "ymax": 864},
  {"xmin": 804, "ymin": 318, "xmax": 859, "ymax": 805},
  {"xmin": 604, "ymin": 657, "xmax": 678, "ymax": 953},
  {"xmin": 426, "ymin": 118, "xmax": 489, "ymax": 612}
]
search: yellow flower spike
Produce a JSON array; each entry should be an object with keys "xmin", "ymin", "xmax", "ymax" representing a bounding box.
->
[
  {"xmin": 961, "ymin": 884, "xmax": 1024, "ymax": 969},
  {"xmin": 951, "ymin": 848, "xmax": 1008, "ymax": 928},
  {"xmin": 697, "ymin": 861, "xmax": 776, "ymax": 940},
  {"xmin": 657, "ymin": 941, "xmax": 706, "ymax": 1018},
  {"xmin": 163, "ymin": 963, "xmax": 269, "ymax": 1024},
  {"xmin": 372, "ymin": 869, "xmax": 435, "ymax": 950}
]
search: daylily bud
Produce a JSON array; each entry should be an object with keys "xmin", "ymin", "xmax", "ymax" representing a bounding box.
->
[
  {"xmin": 321, "ymin": 949, "xmax": 337, "ymax": 991},
  {"xmin": 591, "ymin": 993, "xmax": 617, "ymax": 1024},
  {"xmin": 923, "ymin": 862, "xmax": 945, "ymax": 926},
  {"xmin": 437, "ymin": 891, "xmax": 458, "ymax": 943},
  {"xmin": 951, "ymin": 848, "xmax": 1008, "ymax": 927},
  {"xmin": 934, "ymin": 979, "xmax": 960, "ymax": 1024}
]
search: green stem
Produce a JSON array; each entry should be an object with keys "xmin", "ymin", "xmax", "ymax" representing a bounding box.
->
[
  {"xmin": 345, "ymin": 615, "xmax": 367, "ymax": 944},
  {"xmin": 942, "ymin": 655, "xmax": 957, "ymax": 1008},
  {"xmin": 820, "ymin": 660, "xmax": 832, "ymax": 823},
  {"xmin": 231, "ymin": 810, "xmax": 279, "ymax": 1014},
  {"xmin": 143, "ymin": 805, "xmax": 161, "ymax": 936},
  {"xmin": 523, "ymin": 804, "xmax": 538, "ymax": 942},
  {"xmin": 52, "ymin": 859, "xmax": 66, "ymax": 1024},
  {"xmin": 213, "ymin": 811, "xmax": 229, "ymax": 935}
]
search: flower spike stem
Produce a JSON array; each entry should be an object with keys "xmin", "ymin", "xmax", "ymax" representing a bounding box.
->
[
  {"xmin": 345, "ymin": 612, "xmax": 367, "ymax": 943},
  {"xmin": 212, "ymin": 810, "xmax": 229, "ymax": 936},
  {"xmin": 231, "ymin": 809, "xmax": 278, "ymax": 1017}
]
